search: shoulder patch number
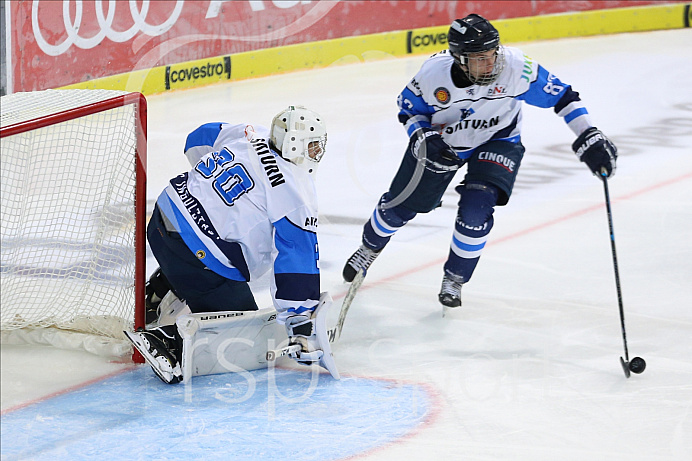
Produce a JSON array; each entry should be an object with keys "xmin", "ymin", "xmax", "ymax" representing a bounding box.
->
[{"xmin": 543, "ymin": 73, "xmax": 563, "ymax": 96}]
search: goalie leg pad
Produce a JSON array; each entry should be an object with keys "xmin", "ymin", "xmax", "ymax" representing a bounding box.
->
[{"xmin": 175, "ymin": 308, "xmax": 286, "ymax": 383}]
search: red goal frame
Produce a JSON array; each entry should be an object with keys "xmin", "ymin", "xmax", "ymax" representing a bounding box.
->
[{"xmin": 1, "ymin": 92, "xmax": 148, "ymax": 363}]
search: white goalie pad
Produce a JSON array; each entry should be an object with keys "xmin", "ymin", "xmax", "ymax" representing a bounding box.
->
[
  {"xmin": 312, "ymin": 292, "xmax": 340, "ymax": 379},
  {"xmin": 149, "ymin": 291, "xmax": 191, "ymax": 328},
  {"xmin": 175, "ymin": 308, "xmax": 286, "ymax": 384}
]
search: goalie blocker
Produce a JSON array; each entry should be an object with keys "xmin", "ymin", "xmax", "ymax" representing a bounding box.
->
[{"xmin": 125, "ymin": 292, "xmax": 339, "ymax": 383}]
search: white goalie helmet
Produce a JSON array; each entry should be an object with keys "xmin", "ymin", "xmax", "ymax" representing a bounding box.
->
[{"xmin": 270, "ymin": 105, "xmax": 327, "ymax": 175}]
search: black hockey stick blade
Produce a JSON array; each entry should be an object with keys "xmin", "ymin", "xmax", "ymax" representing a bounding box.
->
[{"xmin": 620, "ymin": 356, "xmax": 631, "ymax": 379}]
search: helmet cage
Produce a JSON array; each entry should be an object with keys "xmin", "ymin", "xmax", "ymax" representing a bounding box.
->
[
  {"xmin": 451, "ymin": 46, "xmax": 506, "ymax": 86},
  {"xmin": 270, "ymin": 106, "xmax": 327, "ymax": 175},
  {"xmin": 448, "ymin": 14, "xmax": 505, "ymax": 85}
]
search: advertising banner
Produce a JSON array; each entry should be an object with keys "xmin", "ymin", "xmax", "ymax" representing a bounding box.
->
[{"xmin": 7, "ymin": 0, "xmax": 688, "ymax": 93}]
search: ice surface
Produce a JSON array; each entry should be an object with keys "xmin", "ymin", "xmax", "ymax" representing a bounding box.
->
[{"xmin": 2, "ymin": 29, "xmax": 691, "ymax": 460}]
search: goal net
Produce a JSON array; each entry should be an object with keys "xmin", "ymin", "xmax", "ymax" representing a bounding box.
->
[{"xmin": 1, "ymin": 89, "xmax": 146, "ymax": 359}]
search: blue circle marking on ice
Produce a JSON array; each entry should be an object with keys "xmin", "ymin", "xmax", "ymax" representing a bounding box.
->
[{"xmin": 1, "ymin": 366, "xmax": 433, "ymax": 460}]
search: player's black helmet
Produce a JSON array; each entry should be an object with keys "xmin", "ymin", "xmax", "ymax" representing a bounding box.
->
[{"xmin": 448, "ymin": 14, "xmax": 505, "ymax": 85}]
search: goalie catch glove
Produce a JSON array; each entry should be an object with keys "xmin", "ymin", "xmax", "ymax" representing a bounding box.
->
[
  {"xmin": 410, "ymin": 127, "xmax": 462, "ymax": 173},
  {"xmin": 281, "ymin": 292, "xmax": 340, "ymax": 379},
  {"xmin": 572, "ymin": 127, "xmax": 618, "ymax": 178}
]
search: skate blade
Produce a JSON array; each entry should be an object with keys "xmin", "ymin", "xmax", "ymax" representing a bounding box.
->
[{"xmin": 442, "ymin": 303, "xmax": 462, "ymax": 318}]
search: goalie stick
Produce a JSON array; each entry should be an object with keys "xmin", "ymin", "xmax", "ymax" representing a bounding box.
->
[
  {"xmin": 265, "ymin": 292, "xmax": 340, "ymax": 379},
  {"xmin": 266, "ymin": 269, "xmax": 365, "ymax": 360},
  {"xmin": 267, "ymin": 270, "xmax": 367, "ymax": 354},
  {"xmin": 266, "ymin": 344, "xmax": 302, "ymax": 361},
  {"xmin": 328, "ymin": 268, "xmax": 366, "ymax": 343}
]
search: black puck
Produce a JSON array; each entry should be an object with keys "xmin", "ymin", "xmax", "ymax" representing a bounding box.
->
[{"xmin": 629, "ymin": 357, "xmax": 646, "ymax": 374}]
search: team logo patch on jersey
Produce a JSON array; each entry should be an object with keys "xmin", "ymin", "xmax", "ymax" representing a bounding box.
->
[
  {"xmin": 487, "ymin": 85, "xmax": 506, "ymax": 96},
  {"xmin": 460, "ymin": 108, "xmax": 475, "ymax": 120},
  {"xmin": 244, "ymin": 125, "xmax": 256, "ymax": 140},
  {"xmin": 434, "ymin": 87, "xmax": 451, "ymax": 104}
]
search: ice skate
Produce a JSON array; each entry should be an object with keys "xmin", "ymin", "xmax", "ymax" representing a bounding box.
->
[
  {"xmin": 343, "ymin": 245, "xmax": 381, "ymax": 282},
  {"xmin": 125, "ymin": 326, "xmax": 183, "ymax": 384},
  {"xmin": 439, "ymin": 272, "xmax": 464, "ymax": 314}
]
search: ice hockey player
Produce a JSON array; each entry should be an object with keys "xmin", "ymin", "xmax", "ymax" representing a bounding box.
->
[
  {"xmin": 125, "ymin": 106, "xmax": 338, "ymax": 383},
  {"xmin": 342, "ymin": 14, "xmax": 617, "ymax": 309}
]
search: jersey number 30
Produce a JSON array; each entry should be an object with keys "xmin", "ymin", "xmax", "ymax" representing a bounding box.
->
[{"xmin": 195, "ymin": 148, "xmax": 255, "ymax": 206}]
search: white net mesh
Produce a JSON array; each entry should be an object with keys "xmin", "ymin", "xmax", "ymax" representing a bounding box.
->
[{"xmin": 1, "ymin": 90, "xmax": 142, "ymax": 356}]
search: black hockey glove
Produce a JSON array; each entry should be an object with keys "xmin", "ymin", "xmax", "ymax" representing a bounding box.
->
[
  {"xmin": 410, "ymin": 127, "xmax": 461, "ymax": 172},
  {"xmin": 572, "ymin": 127, "xmax": 618, "ymax": 178}
]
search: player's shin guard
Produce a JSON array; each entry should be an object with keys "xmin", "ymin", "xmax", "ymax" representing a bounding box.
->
[
  {"xmin": 443, "ymin": 215, "xmax": 493, "ymax": 283},
  {"xmin": 345, "ymin": 194, "xmax": 416, "ymax": 282},
  {"xmin": 443, "ymin": 182, "xmax": 498, "ymax": 284},
  {"xmin": 361, "ymin": 193, "xmax": 417, "ymax": 250}
]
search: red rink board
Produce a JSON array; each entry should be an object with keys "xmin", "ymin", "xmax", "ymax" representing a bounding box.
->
[{"xmin": 9, "ymin": 0, "xmax": 678, "ymax": 92}]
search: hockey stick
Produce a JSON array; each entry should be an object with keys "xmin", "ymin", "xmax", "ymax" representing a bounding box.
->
[
  {"xmin": 601, "ymin": 171, "xmax": 645, "ymax": 378},
  {"xmin": 266, "ymin": 344, "xmax": 302, "ymax": 361},
  {"xmin": 327, "ymin": 269, "xmax": 366, "ymax": 343}
]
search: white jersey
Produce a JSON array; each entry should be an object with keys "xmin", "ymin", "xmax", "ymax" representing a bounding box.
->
[
  {"xmin": 398, "ymin": 47, "xmax": 593, "ymax": 158},
  {"xmin": 156, "ymin": 123, "xmax": 320, "ymax": 314}
]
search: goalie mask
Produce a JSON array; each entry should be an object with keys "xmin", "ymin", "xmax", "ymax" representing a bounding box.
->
[
  {"xmin": 270, "ymin": 106, "xmax": 327, "ymax": 175},
  {"xmin": 448, "ymin": 14, "xmax": 505, "ymax": 86}
]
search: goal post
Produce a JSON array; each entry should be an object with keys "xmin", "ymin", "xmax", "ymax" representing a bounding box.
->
[{"xmin": 1, "ymin": 89, "xmax": 147, "ymax": 361}]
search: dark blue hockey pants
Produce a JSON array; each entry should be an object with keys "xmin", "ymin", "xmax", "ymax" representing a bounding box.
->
[{"xmin": 147, "ymin": 205, "xmax": 258, "ymax": 313}]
